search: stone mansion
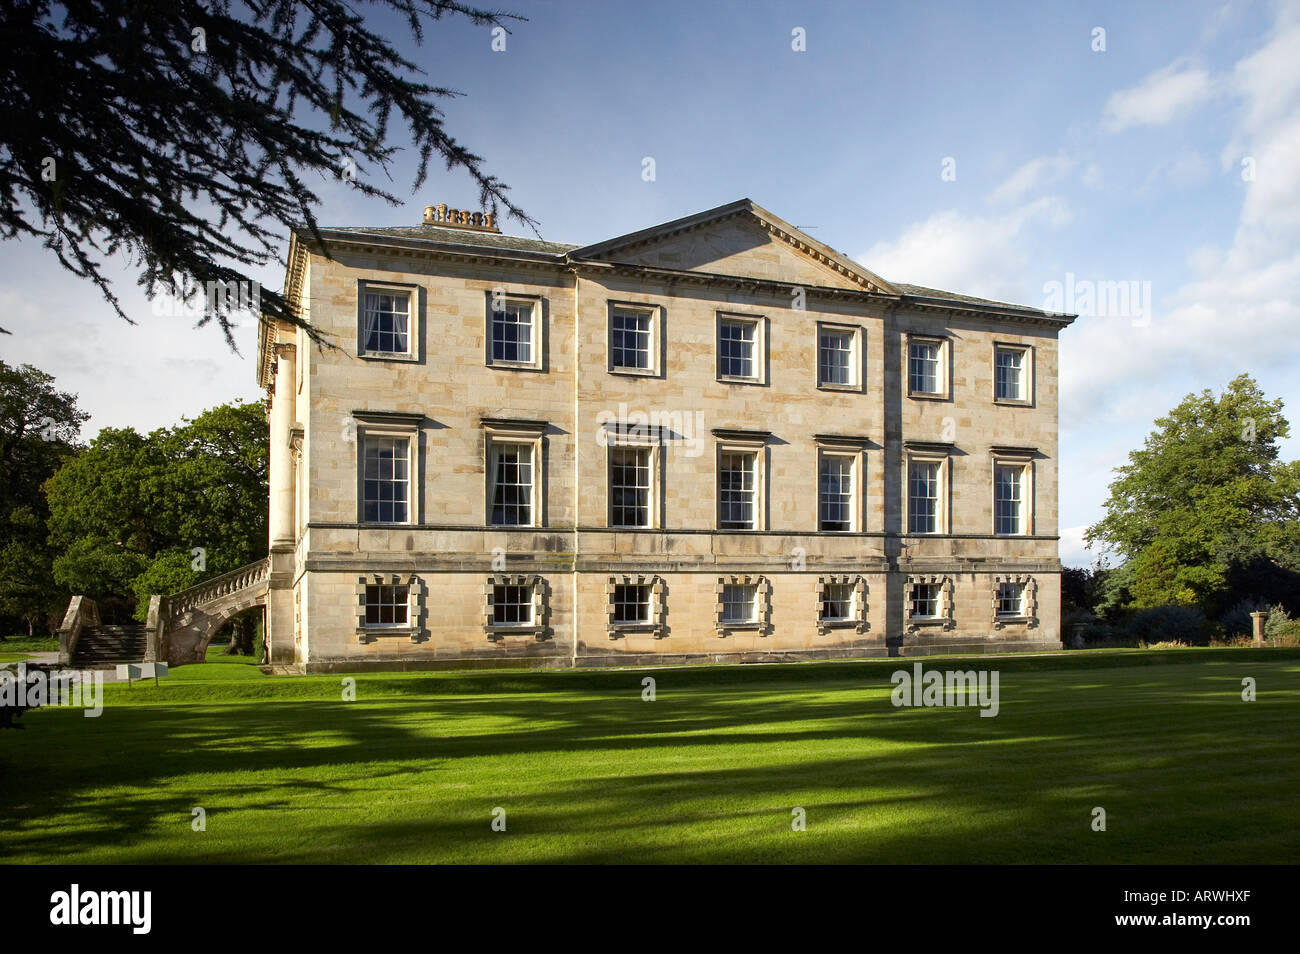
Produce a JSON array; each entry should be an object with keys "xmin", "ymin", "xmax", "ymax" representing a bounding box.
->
[{"xmin": 257, "ymin": 199, "xmax": 1073, "ymax": 671}]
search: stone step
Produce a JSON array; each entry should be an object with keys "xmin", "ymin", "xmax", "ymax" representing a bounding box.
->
[{"xmin": 73, "ymin": 623, "xmax": 149, "ymax": 667}]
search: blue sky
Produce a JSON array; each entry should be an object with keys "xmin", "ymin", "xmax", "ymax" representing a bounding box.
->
[{"xmin": 4, "ymin": 0, "xmax": 1300, "ymax": 566}]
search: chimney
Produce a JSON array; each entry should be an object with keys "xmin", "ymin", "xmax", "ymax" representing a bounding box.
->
[{"xmin": 421, "ymin": 202, "xmax": 501, "ymax": 233}]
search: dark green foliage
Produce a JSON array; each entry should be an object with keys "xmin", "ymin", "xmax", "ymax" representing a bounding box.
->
[
  {"xmin": 0, "ymin": 361, "xmax": 87, "ymax": 635},
  {"xmin": 0, "ymin": 0, "xmax": 534, "ymax": 342},
  {"xmin": 1086, "ymin": 374, "xmax": 1300, "ymax": 616},
  {"xmin": 43, "ymin": 400, "xmax": 269, "ymax": 620},
  {"xmin": 1125, "ymin": 605, "xmax": 1210, "ymax": 646}
]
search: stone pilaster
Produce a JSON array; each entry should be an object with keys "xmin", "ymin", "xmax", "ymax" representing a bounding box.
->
[{"xmin": 267, "ymin": 339, "xmax": 298, "ymax": 664}]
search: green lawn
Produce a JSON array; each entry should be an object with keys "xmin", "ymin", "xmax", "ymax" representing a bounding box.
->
[
  {"xmin": 0, "ymin": 635, "xmax": 59, "ymax": 663},
  {"xmin": 2, "ymin": 648, "xmax": 1298, "ymax": 864}
]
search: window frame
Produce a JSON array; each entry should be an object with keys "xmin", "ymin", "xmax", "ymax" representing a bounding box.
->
[
  {"xmin": 714, "ymin": 432, "xmax": 768, "ymax": 532},
  {"xmin": 815, "ymin": 322, "xmax": 864, "ymax": 392},
  {"xmin": 991, "ymin": 454, "xmax": 1035, "ymax": 537},
  {"xmin": 354, "ymin": 411, "xmax": 421, "ymax": 527},
  {"xmin": 996, "ymin": 581, "xmax": 1026, "ymax": 618},
  {"xmin": 605, "ymin": 574, "xmax": 666, "ymax": 639},
  {"xmin": 992, "ymin": 341, "xmax": 1034, "ymax": 406},
  {"xmin": 904, "ymin": 447, "xmax": 950, "ymax": 535},
  {"xmin": 482, "ymin": 419, "xmax": 546, "ymax": 529},
  {"xmin": 906, "ymin": 334, "xmax": 951, "ymax": 400},
  {"xmin": 715, "ymin": 312, "xmax": 768, "ymax": 385},
  {"xmin": 991, "ymin": 574, "xmax": 1039, "ymax": 628},
  {"xmin": 355, "ymin": 573, "xmax": 425, "ymax": 643},
  {"xmin": 357, "ymin": 280, "xmax": 420, "ymax": 362},
  {"xmin": 905, "ymin": 575, "xmax": 955, "ymax": 632},
  {"xmin": 816, "ymin": 574, "xmax": 869, "ymax": 634},
  {"xmin": 484, "ymin": 291, "xmax": 545, "ymax": 371},
  {"xmin": 483, "ymin": 574, "xmax": 550, "ymax": 640},
  {"xmin": 606, "ymin": 430, "xmax": 661, "ymax": 530},
  {"xmin": 607, "ymin": 301, "xmax": 662, "ymax": 377},
  {"xmin": 817, "ymin": 447, "xmax": 862, "ymax": 533},
  {"xmin": 715, "ymin": 574, "xmax": 773, "ymax": 635},
  {"xmin": 910, "ymin": 582, "xmax": 941, "ymax": 620}
]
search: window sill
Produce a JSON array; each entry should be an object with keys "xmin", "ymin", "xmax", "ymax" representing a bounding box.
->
[
  {"xmin": 608, "ymin": 366, "xmax": 658, "ymax": 378},
  {"xmin": 487, "ymin": 624, "xmax": 548, "ymax": 641},
  {"xmin": 486, "ymin": 361, "xmax": 545, "ymax": 373},
  {"xmin": 717, "ymin": 375, "xmax": 764, "ymax": 386},
  {"xmin": 993, "ymin": 397, "xmax": 1033, "ymax": 407},
  {"xmin": 994, "ymin": 616, "xmax": 1037, "ymax": 628},
  {"xmin": 609, "ymin": 623, "xmax": 662, "ymax": 639},
  {"xmin": 907, "ymin": 391, "xmax": 950, "ymax": 401},
  {"xmin": 817, "ymin": 382, "xmax": 862, "ymax": 393},
  {"xmin": 356, "ymin": 627, "xmax": 421, "ymax": 644},
  {"xmin": 358, "ymin": 351, "xmax": 419, "ymax": 363}
]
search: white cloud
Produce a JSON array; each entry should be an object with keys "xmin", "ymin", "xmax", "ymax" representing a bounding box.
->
[
  {"xmin": 1065, "ymin": 6, "xmax": 1300, "ymax": 427},
  {"xmin": 1226, "ymin": 4, "xmax": 1300, "ymax": 137},
  {"xmin": 857, "ymin": 197, "xmax": 1071, "ymax": 303},
  {"xmin": 989, "ymin": 152, "xmax": 1074, "ymax": 204},
  {"xmin": 1058, "ymin": 526, "xmax": 1097, "ymax": 569},
  {"xmin": 1101, "ymin": 62, "xmax": 1214, "ymax": 133},
  {"xmin": 1140, "ymin": 149, "xmax": 1211, "ymax": 191},
  {"xmin": 0, "ymin": 246, "xmax": 265, "ymax": 437}
]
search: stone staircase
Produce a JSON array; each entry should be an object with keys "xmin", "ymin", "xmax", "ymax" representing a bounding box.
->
[
  {"xmin": 59, "ymin": 557, "xmax": 270, "ymax": 667},
  {"xmin": 71, "ymin": 624, "xmax": 148, "ymax": 667}
]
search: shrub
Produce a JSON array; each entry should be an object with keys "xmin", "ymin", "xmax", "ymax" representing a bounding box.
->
[
  {"xmin": 1126, "ymin": 605, "xmax": 1211, "ymax": 646},
  {"xmin": 1267, "ymin": 619, "xmax": 1300, "ymax": 647},
  {"xmin": 1221, "ymin": 598, "xmax": 1267, "ymax": 639},
  {"xmin": 1221, "ymin": 600, "xmax": 1293, "ymax": 640}
]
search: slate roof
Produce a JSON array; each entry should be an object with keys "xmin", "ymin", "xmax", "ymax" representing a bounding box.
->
[
  {"xmin": 309, "ymin": 210, "xmax": 1066, "ymax": 319},
  {"xmin": 894, "ymin": 282, "xmax": 1057, "ymax": 317},
  {"xmin": 313, "ymin": 224, "xmax": 577, "ymax": 257}
]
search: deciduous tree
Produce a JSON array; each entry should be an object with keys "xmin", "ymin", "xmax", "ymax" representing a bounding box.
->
[
  {"xmin": 0, "ymin": 360, "xmax": 87, "ymax": 635},
  {"xmin": 1086, "ymin": 374, "xmax": 1300, "ymax": 611}
]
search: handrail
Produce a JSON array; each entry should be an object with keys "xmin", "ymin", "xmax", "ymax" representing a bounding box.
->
[
  {"xmin": 57, "ymin": 595, "xmax": 101, "ymax": 665},
  {"xmin": 165, "ymin": 557, "xmax": 271, "ymax": 617}
]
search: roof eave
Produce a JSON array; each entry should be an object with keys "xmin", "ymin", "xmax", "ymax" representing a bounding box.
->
[
  {"xmin": 297, "ymin": 227, "xmax": 570, "ymax": 267},
  {"xmin": 901, "ymin": 293, "xmax": 1077, "ymax": 326}
]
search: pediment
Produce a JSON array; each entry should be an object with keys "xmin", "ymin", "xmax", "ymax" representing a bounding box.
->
[{"xmin": 571, "ymin": 200, "xmax": 895, "ymax": 294}]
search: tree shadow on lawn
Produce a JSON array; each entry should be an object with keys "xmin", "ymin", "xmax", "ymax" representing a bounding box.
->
[{"xmin": 2, "ymin": 660, "xmax": 1297, "ymax": 863}]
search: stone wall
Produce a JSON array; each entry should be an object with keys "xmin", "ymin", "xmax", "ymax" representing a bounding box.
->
[{"xmin": 270, "ymin": 215, "xmax": 1065, "ymax": 671}]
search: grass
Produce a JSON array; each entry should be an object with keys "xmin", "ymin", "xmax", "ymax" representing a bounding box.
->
[
  {"xmin": 2, "ymin": 647, "xmax": 1298, "ymax": 864},
  {"xmin": 0, "ymin": 635, "xmax": 59, "ymax": 663}
]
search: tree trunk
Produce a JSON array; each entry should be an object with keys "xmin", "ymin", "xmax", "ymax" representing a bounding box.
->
[{"xmin": 225, "ymin": 616, "xmax": 254, "ymax": 655}]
